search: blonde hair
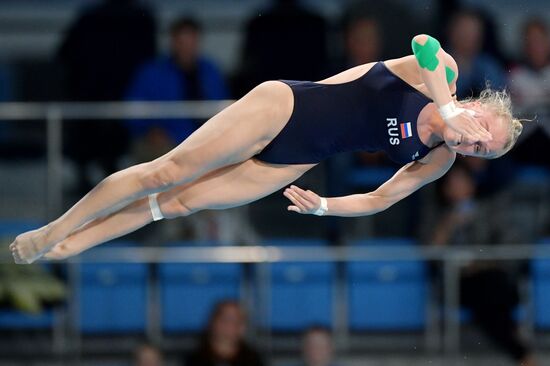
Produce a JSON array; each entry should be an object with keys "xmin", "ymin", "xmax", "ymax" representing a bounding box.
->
[{"xmin": 460, "ymin": 88, "xmax": 523, "ymax": 159}]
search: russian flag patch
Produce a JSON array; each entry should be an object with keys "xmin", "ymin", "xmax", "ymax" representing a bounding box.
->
[{"xmin": 400, "ymin": 122, "xmax": 413, "ymax": 139}]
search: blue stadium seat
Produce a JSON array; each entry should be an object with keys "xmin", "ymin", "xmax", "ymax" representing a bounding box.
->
[
  {"xmin": 0, "ymin": 310, "xmax": 54, "ymax": 329},
  {"xmin": 347, "ymin": 238, "xmax": 427, "ymax": 331},
  {"xmin": 262, "ymin": 238, "xmax": 334, "ymax": 331},
  {"xmin": 78, "ymin": 241, "xmax": 148, "ymax": 334},
  {"xmin": 0, "ymin": 220, "xmax": 58, "ymax": 330},
  {"xmin": 532, "ymin": 239, "xmax": 550, "ymax": 329},
  {"xmin": 159, "ymin": 256, "xmax": 242, "ymax": 333}
]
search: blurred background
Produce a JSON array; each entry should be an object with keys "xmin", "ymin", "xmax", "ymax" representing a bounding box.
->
[{"xmin": 0, "ymin": 0, "xmax": 549, "ymax": 365}]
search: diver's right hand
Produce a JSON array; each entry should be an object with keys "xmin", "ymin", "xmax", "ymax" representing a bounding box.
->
[{"xmin": 439, "ymin": 103, "xmax": 492, "ymax": 143}]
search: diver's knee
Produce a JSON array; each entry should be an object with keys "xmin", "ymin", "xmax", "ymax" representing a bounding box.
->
[
  {"xmin": 139, "ymin": 160, "xmax": 189, "ymax": 192},
  {"xmin": 157, "ymin": 195, "xmax": 194, "ymax": 219}
]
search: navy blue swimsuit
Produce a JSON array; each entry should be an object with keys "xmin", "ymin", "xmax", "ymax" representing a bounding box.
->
[{"xmin": 255, "ymin": 62, "xmax": 437, "ymax": 165}]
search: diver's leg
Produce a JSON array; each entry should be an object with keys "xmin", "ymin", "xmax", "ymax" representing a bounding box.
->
[
  {"xmin": 40, "ymin": 159, "xmax": 314, "ymax": 261},
  {"xmin": 11, "ymin": 81, "xmax": 293, "ymax": 263}
]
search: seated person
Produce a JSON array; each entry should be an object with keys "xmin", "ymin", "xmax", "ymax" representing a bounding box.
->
[
  {"xmin": 299, "ymin": 326, "xmax": 339, "ymax": 366},
  {"xmin": 431, "ymin": 164, "xmax": 535, "ymax": 366},
  {"xmin": 183, "ymin": 300, "xmax": 264, "ymax": 366},
  {"xmin": 509, "ymin": 18, "xmax": 550, "ymax": 110},
  {"xmin": 508, "ymin": 18, "xmax": 550, "ymax": 166},
  {"xmin": 134, "ymin": 343, "xmax": 163, "ymax": 366},
  {"xmin": 126, "ymin": 16, "xmax": 228, "ymax": 162},
  {"xmin": 447, "ymin": 10, "xmax": 506, "ymax": 98}
]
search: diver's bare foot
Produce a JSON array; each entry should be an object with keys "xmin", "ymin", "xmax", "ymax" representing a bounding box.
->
[{"xmin": 9, "ymin": 225, "xmax": 53, "ymax": 264}]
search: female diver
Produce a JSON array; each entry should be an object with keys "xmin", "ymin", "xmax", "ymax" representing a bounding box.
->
[{"xmin": 10, "ymin": 35, "xmax": 522, "ymax": 264}]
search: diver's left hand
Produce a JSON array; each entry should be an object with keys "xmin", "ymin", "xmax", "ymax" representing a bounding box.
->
[{"xmin": 283, "ymin": 185, "xmax": 321, "ymax": 214}]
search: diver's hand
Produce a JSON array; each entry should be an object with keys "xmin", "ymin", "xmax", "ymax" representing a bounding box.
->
[
  {"xmin": 439, "ymin": 103, "xmax": 492, "ymax": 143},
  {"xmin": 284, "ymin": 185, "xmax": 326, "ymax": 215}
]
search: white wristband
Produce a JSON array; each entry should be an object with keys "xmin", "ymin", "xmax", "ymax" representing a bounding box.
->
[
  {"xmin": 438, "ymin": 102, "xmax": 460, "ymax": 120},
  {"xmin": 313, "ymin": 197, "xmax": 328, "ymax": 216},
  {"xmin": 148, "ymin": 193, "xmax": 164, "ymax": 221},
  {"xmin": 439, "ymin": 102, "xmax": 476, "ymax": 121}
]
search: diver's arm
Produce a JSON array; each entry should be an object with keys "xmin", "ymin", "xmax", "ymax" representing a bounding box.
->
[
  {"xmin": 284, "ymin": 146, "xmax": 455, "ymax": 217},
  {"xmin": 411, "ymin": 34, "xmax": 491, "ymax": 142}
]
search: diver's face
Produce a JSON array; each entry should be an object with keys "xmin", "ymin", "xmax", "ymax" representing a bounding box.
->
[{"xmin": 444, "ymin": 104, "xmax": 508, "ymax": 158}]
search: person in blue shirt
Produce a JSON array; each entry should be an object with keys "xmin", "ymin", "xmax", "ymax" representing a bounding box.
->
[{"xmin": 125, "ymin": 17, "xmax": 228, "ymax": 155}]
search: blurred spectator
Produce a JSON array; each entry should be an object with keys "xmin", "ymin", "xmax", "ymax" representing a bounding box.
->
[
  {"xmin": 57, "ymin": 0, "xmax": 156, "ymax": 193},
  {"xmin": 299, "ymin": 326, "xmax": 339, "ymax": 366},
  {"xmin": 343, "ymin": 16, "xmax": 381, "ymax": 67},
  {"xmin": 187, "ymin": 208, "xmax": 260, "ymax": 246},
  {"xmin": 508, "ymin": 18, "xmax": 550, "ymax": 167},
  {"xmin": 447, "ymin": 10, "xmax": 506, "ymax": 99},
  {"xmin": 126, "ymin": 17, "xmax": 228, "ymax": 162},
  {"xmin": 477, "ymin": 9, "xmax": 510, "ymax": 65},
  {"xmin": 434, "ymin": 0, "xmax": 460, "ymax": 40},
  {"xmin": 342, "ymin": 0, "xmax": 421, "ymax": 60},
  {"xmin": 134, "ymin": 343, "xmax": 163, "ymax": 366},
  {"xmin": 234, "ymin": 0, "xmax": 328, "ymax": 96},
  {"xmin": 510, "ymin": 18, "xmax": 550, "ymax": 110},
  {"xmin": 183, "ymin": 300, "xmax": 264, "ymax": 366},
  {"xmin": 430, "ymin": 164, "xmax": 535, "ymax": 366},
  {"xmin": 431, "ymin": 164, "xmax": 485, "ymax": 245},
  {"xmin": 438, "ymin": 4, "xmax": 509, "ymax": 66},
  {"xmin": 459, "ymin": 155, "xmax": 516, "ymax": 198}
]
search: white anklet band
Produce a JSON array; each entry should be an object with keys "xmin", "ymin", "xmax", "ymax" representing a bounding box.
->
[
  {"xmin": 313, "ymin": 197, "xmax": 328, "ymax": 216},
  {"xmin": 148, "ymin": 193, "xmax": 164, "ymax": 221}
]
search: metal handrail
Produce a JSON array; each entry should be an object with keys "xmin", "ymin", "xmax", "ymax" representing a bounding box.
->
[
  {"xmin": 0, "ymin": 243, "xmax": 543, "ymax": 263},
  {"xmin": 0, "ymin": 100, "xmax": 235, "ymax": 119},
  {"xmin": 0, "ymin": 100, "xmax": 235, "ymax": 218}
]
